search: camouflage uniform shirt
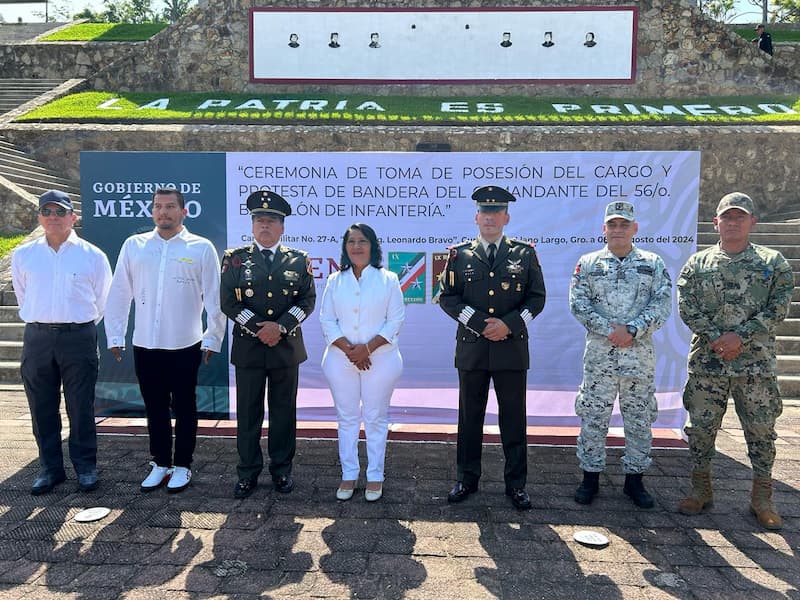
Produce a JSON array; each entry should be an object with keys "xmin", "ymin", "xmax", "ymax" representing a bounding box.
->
[
  {"xmin": 677, "ymin": 242, "xmax": 794, "ymax": 377},
  {"xmin": 570, "ymin": 245, "xmax": 672, "ymax": 377}
]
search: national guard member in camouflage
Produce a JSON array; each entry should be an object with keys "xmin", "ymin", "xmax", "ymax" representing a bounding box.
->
[
  {"xmin": 677, "ymin": 192, "xmax": 793, "ymax": 530},
  {"xmin": 221, "ymin": 191, "xmax": 316, "ymax": 499},
  {"xmin": 439, "ymin": 186, "xmax": 546, "ymax": 510},
  {"xmin": 569, "ymin": 201, "xmax": 672, "ymax": 508}
]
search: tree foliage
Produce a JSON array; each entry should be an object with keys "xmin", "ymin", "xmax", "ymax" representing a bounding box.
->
[
  {"xmin": 699, "ymin": 0, "xmax": 738, "ymax": 22},
  {"xmin": 745, "ymin": 0, "xmax": 770, "ymax": 23},
  {"xmin": 100, "ymin": 0, "xmax": 194, "ymax": 23},
  {"xmin": 772, "ymin": 0, "xmax": 800, "ymax": 21},
  {"xmin": 162, "ymin": 0, "xmax": 194, "ymax": 23},
  {"xmin": 32, "ymin": 0, "xmax": 72, "ymax": 22}
]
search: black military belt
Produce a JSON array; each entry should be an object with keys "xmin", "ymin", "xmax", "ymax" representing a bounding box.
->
[{"xmin": 29, "ymin": 321, "xmax": 93, "ymax": 331}]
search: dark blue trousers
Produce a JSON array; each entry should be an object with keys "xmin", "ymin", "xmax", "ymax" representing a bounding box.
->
[{"xmin": 21, "ymin": 322, "xmax": 99, "ymax": 476}]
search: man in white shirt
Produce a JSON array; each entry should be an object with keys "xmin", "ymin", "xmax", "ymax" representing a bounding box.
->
[
  {"xmin": 105, "ymin": 188, "xmax": 226, "ymax": 493},
  {"xmin": 11, "ymin": 190, "xmax": 112, "ymax": 495}
]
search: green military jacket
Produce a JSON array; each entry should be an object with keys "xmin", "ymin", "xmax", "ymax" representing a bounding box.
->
[
  {"xmin": 677, "ymin": 242, "xmax": 793, "ymax": 376},
  {"xmin": 439, "ymin": 236, "xmax": 546, "ymax": 371},
  {"xmin": 220, "ymin": 243, "xmax": 316, "ymax": 369}
]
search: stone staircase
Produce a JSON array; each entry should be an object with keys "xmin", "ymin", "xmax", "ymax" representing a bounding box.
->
[
  {"xmin": 0, "ymin": 79, "xmax": 66, "ymax": 115},
  {"xmin": 0, "ymin": 302, "xmax": 22, "ymax": 383},
  {"xmin": 0, "ymin": 134, "xmax": 81, "ymax": 213},
  {"xmin": 0, "ymin": 23, "xmax": 66, "ymax": 43}
]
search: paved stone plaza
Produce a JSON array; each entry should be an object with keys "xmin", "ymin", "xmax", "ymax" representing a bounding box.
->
[{"xmin": 0, "ymin": 386, "xmax": 797, "ymax": 599}]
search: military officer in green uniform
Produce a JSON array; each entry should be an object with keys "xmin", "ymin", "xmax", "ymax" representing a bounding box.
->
[
  {"xmin": 677, "ymin": 192, "xmax": 793, "ymax": 530},
  {"xmin": 439, "ymin": 186, "xmax": 546, "ymax": 510},
  {"xmin": 221, "ymin": 191, "xmax": 316, "ymax": 499}
]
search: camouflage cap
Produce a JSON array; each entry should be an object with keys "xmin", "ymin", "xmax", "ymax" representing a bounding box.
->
[
  {"xmin": 604, "ymin": 201, "xmax": 635, "ymax": 222},
  {"xmin": 716, "ymin": 192, "xmax": 755, "ymax": 217}
]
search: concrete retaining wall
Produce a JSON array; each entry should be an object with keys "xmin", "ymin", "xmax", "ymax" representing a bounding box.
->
[
  {"xmin": 83, "ymin": 0, "xmax": 800, "ymax": 97},
  {"xmin": 0, "ymin": 41, "xmax": 138, "ymax": 79},
  {"xmin": 3, "ymin": 122, "xmax": 798, "ymax": 221}
]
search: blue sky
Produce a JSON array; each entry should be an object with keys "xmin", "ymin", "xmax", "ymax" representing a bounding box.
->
[{"xmin": 0, "ymin": 0, "xmax": 771, "ymax": 26}]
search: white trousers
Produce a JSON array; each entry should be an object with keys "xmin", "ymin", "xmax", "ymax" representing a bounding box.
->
[{"xmin": 321, "ymin": 345, "xmax": 403, "ymax": 482}]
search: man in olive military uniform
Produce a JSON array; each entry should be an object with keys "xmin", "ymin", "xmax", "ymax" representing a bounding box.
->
[
  {"xmin": 221, "ymin": 191, "xmax": 316, "ymax": 499},
  {"xmin": 677, "ymin": 192, "xmax": 793, "ymax": 530},
  {"xmin": 439, "ymin": 185, "xmax": 546, "ymax": 510}
]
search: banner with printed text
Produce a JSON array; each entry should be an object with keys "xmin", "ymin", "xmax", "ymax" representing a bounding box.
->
[{"xmin": 83, "ymin": 150, "xmax": 700, "ymax": 428}]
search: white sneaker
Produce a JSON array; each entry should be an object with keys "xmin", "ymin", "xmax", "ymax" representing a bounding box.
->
[
  {"xmin": 141, "ymin": 462, "xmax": 172, "ymax": 492},
  {"xmin": 167, "ymin": 466, "xmax": 192, "ymax": 493}
]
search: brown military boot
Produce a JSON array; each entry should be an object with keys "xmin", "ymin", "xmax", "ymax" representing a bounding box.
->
[
  {"xmin": 677, "ymin": 470, "xmax": 713, "ymax": 515},
  {"xmin": 750, "ymin": 477, "xmax": 782, "ymax": 530}
]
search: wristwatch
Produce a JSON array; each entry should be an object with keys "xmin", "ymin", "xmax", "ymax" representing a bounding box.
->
[
  {"xmin": 278, "ymin": 324, "xmax": 287, "ymax": 335},
  {"xmin": 626, "ymin": 325, "xmax": 638, "ymax": 338}
]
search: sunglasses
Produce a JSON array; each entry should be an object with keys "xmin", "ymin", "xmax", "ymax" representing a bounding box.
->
[{"xmin": 40, "ymin": 207, "xmax": 70, "ymax": 217}]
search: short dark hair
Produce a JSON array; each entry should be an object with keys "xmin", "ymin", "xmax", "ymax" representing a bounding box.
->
[
  {"xmin": 153, "ymin": 187, "xmax": 185, "ymax": 208},
  {"xmin": 340, "ymin": 223, "xmax": 382, "ymax": 270}
]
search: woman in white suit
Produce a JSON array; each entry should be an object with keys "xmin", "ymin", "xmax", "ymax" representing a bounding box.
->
[{"xmin": 320, "ymin": 224, "xmax": 405, "ymax": 502}]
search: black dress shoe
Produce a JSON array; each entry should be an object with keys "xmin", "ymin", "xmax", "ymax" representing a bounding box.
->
[
  {"xmin": 77, "ymin": 471, "xmax": 99, "ymax": 492},
  {"xmin": 447, "ymin": 481, "xmax": 478, "ymax": 503},
  {"xmin": 234, "ymin": 478, "xmax": 258, "ymax": 499},
  {"xmin": 273, "ymin": 475, "xmax": 295, "ymax": 494},
  {"xmin": 506, "ymin": 487, "xmax": 532, "ymax": 510},
  {"xmin": 31, "ymin": 471, "xmax": 66, "ymax": 496}
]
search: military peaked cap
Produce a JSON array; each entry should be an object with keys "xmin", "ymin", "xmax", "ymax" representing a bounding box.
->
[{"xmin": 246, "ymin": 190, "xmax": 292, "ymax": 217}]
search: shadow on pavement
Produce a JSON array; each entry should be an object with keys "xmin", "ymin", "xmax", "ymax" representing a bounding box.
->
[{"xmin": 0, "ymin": 414, "xmax": 797, "ymax": 598}]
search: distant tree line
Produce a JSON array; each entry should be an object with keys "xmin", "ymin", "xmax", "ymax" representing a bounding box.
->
[
  {"xmin": 40, "ymin": 0, "xmax": 194, "ymax": 24},
  {"xmin": 698, "ymin": 0, "xmax": 800, "ymax": 23}
]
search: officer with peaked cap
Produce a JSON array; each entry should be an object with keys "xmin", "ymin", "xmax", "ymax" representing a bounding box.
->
[
  {"xmin": 438, "ymin": 185, "xmax": 546, "ymax": 510},
  {"xmin": 220, "ymin": 190, "xmax": 316, "ymax": 499},
  {"xmin": 569, "ymin": 201, "xmax": 672, "ymax": 509}
]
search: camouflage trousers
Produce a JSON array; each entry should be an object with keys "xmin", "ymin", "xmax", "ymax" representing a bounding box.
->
[
  {"xmin": 682, "ymin": 374, "xmax": 782, "ymax": 478},
  {"xmin": 575, "ymin": 375, "xmax": 658, "ymax": 474}
]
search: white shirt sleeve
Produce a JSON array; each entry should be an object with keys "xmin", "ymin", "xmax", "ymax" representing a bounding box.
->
[
  {"xmin": 92, "ymin": 248, "xmax": 113, "ymax": 324},
  {"xmin": 199, "ymin": 242, "xmax": 226, "ymax": 353},
  {"xmin": 377, "ymin": 271, "xmax": 405, "ymax": 343},
  {"xmin": 10, "ymin": 249, "xmax": 26, "ymax": 310},
  {"xmin": 319, "ymin": 272, "xmax": 346, "ymax": 344},
  {"xmin": 104, "ymin": 239, "xmax": 134, "ymax": 348}
]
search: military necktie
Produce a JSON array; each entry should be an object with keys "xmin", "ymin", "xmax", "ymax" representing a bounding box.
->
[
  {"xmin": 487, "ymin": 243, "xmax": 496, "ymax": 265},
  {"xmin": 261, "ymin": 248, "xmax": 273, "ymax": 265}
]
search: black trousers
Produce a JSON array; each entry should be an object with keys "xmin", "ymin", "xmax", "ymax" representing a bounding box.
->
[
  {"xmin": 133, "ymin": 343, "xmax": 202, "ymax": 468},
  {"xmin": 20, "ymin": 322, "xmax": 99, "ymax": 476},
  {"xmin": 234, "ymin": 365, "xmax": 298, "ymax": 481},
  {"xmin": 456, "ymin": 369, "xmax": 528, "ymax": 489}
]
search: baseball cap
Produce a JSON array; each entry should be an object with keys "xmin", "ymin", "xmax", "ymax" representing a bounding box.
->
[
  {"xmin": 716, "ymin": 192, "xmax": 755, "ymax": 216},
  {"xmin": 38, "ymin": 190, "xmax": 73, "ymax": 211},
  {"xmin": 604, "ymin": 201, "xmax": 635, "ymax": 222}
]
